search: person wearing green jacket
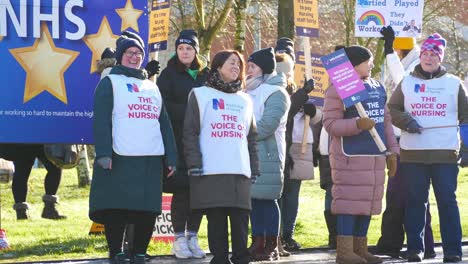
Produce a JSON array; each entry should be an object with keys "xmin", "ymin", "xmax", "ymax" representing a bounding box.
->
[{"xmin": 89, "ymin": 33, "xmax": 177, "ymax": 264}]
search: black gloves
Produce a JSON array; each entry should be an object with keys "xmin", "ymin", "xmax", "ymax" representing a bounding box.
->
[
  {"xmin": 303, "ymin": 103, "xmax": 316, "ymax": 117},
  {"xmin": 380, "ymin": 26, "xmax": 395, "ymax": 55},
  {"xmin": 145, "ymin": 60, "xmax": 160, "ymax": 78},
  {"xmin": 406, "ymin": 120, "xmax": 422, "ymax": 134},
  {"xmin": 302, "ymin": 77, "xmax": 315, "ymax": 94}
]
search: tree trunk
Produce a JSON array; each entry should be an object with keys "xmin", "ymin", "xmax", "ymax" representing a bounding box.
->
[
  {"xmin": 278, "ymin": 0, "xmax": 295, "ymax": 40},
  {"xmin": 234, "ymin": 0, "xmax": 250, "ymax": 53}
]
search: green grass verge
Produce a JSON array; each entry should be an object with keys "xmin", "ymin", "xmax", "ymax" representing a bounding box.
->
[{"xmin": 0, "ymin": 168, "xmax": 467, "ymax": 262}]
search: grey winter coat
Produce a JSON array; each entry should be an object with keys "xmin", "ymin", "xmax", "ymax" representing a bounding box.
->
[{"xmin": 248, "ymin": 73, "xmax": 291, "ymax": 200}]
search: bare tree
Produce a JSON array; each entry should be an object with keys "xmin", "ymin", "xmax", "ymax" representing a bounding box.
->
[
  {"xmin": 234, "ymin": 0, "xmax": 251, "ymax": 52},
  {"xmin": 194, "ymin": 0, "xmax": 235, "ymax": 57},
  {"xmin": 169, "ymin": 0, "xmax": 234, "ymax": 58}
]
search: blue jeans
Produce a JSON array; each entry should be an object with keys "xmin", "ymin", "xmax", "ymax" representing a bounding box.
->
[
  {"xmin": 251, "ymin": 199, "xmax": 280, "ymax": 236},
  {"xmin": 279, "ymin": 179, "xmax": 302, "ymax": 238},
  {"xmin": 403, "ymin": 163, "xmax": 462, "ymax": 257},
  {"xmin": 336, "ymin": 215, "xmax": 371, "ymax": 236}
]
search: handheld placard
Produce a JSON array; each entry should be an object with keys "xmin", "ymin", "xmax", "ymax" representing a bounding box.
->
[
  {"xmin": 294, "ymin": 0, "xmax": 319, "ymax": 154},
  {"xmin": 320, "ymin": 49, "xmax": 387, "ymax": 152}
]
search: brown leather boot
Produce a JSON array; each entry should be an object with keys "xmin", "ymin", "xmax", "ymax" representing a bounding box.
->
[
  {"xmin": 336, "ymin": 236, "xmax": 367, "ymax": 264},
  {"xmin": 354, "ymin": 236, "xmax": 382, "ymax": 264},
  {"xmin": 277, "ymin": 236, "xmax": 290, "ymax": 257},
  {"xmin": 248, "ymin": 235, "xmax": 271, "ymax": 261},
  {"xmin": 265, "ymin": 236, "xmax": 279, "ymax": 261}
]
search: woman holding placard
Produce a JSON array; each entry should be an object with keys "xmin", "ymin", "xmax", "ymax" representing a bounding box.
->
[
  {"xmin": 323, "ymin": 45, "xmax": 399, "ymax": 264},
  {"xmin": 375, "ymin": 26, "xmax": 436, "ymax": 260},
  {"xmin": 388, "ymin": 33, "xmax": 468, "ymax": 263}
]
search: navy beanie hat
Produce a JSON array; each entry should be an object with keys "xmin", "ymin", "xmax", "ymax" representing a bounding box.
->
[
  {"xmin": 175, "ymin": 29, "xmax": 199, "ymax": 53},
  {"xmin": 344, "ymin": 45, "xmax": 372, "ymax": 67},
  {"xmin": 275, "ymin": 37, "xmax": 295, "ymax": 62},
  {"xmin": 115, "ymin": 35, "xmax": 145, "ymax": 64},
  {"xmin": 248, "ymin": 47, "xmax": 276, "ymax": 74},
  {"xmin": 121, "ymin": 30, "xmax": 145, "ymax": 49}
]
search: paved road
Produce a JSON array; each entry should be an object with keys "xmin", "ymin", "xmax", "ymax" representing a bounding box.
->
[{"xmin": 25, "ymin": 245, "xmax": 468, "ymax": 264}]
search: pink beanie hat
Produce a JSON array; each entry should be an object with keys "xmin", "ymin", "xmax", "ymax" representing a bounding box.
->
[{"xmin": 420, "ymin": 33, "xmax": 446, "ymax": 62}]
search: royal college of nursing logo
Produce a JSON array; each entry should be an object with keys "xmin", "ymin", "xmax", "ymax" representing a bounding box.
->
[
  {"xmin": 127, "ymin": 83, "xmax": 140, "ymax": 93},
  {"xmin": 414, "ymin": 83, "xmax": 426, "ymax": 93},
  {"xmin": 212, "ymin": 98, "xmax": 225, "ymax": 110}
]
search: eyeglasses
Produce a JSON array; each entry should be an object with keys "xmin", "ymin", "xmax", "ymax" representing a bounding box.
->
[{"xmin": 124, "ymin": 50, "xmax": 144, "ymax": 58}]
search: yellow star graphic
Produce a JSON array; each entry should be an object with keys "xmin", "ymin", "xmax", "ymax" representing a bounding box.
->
[
  {"xmin": 115, "ymin": 0, "xmax": 143, "ymax": 32},
  {"xmin": 10, "ymin": 23, "xmax": 79, "ymax": 104},
  {"xmin": 83, "ymin": 16, "xmax": 119, "ymax": 73}
]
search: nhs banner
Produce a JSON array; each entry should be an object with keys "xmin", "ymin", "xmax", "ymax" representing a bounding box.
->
[{"xmin": 0, "ymin": 0, "xmax": 149, "ymax": 143}]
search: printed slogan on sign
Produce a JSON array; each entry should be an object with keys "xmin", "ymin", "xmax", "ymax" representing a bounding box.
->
[
  {"xmin": 293, "ymin": 0, "xmax": 319, "ymax": 37},
  {"xmin": 0, "ymin": 0, "xmax": 149, "ymax": 144},
  {"xmin": 355, "ymin": 0, "xmax": 424, "ymax": 37},
  {"xmin": 294, "ymin": 52, "xmax": 329, "ymax": 106},
  {"xmin": 149, "ymin": 0, "xmax": 170, "ymax": 51}
]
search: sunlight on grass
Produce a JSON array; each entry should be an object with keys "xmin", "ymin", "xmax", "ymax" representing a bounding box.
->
[{"xmin": 0, "ymin": 168, "xmax": 467, "ymax": 262}]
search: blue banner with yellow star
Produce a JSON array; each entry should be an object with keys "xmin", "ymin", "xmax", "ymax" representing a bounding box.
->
[{"xmin": 0, "ymin": 0, "xmax": 149, "ymax": 144}]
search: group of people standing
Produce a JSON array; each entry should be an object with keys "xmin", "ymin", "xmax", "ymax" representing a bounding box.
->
[
  {"xmin": 87, "ymin": 25, "xmax": 466, "ymax": 264},
  {"xmin": 89, "ymin": 29, "xmax": 315, "ymax": 264},
  {"xmin": 323, "ymin": 28, "xmax": 466, "ymax": 264}
]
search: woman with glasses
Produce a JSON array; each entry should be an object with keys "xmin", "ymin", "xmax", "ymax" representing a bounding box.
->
[{"xmin": 89, "ymin": 34, "xmax": 177, "ymax": 264}]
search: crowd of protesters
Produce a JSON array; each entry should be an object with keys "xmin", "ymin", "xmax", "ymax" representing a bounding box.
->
[{"xmin": 1, "ymin": 25, "xmax": 466, "ymax": 264}]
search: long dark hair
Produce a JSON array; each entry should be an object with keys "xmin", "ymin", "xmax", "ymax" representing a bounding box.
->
[{"xmin": 209, "ymin": 50, "xmax": 245, "ymax": 85}]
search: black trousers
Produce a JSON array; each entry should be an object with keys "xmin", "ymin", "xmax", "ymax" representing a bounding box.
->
[
  {"xmin": 171, "ymin": 189, "xmax": 203, "ymax": 233},
  {"xmin": 206, "ymin": 207, "xmax": 250, "ymax": 264},
  {"xmin": 103, "ymin": 210, "xmax": 157, "ymax": 258},
  {"xmin": 11, "ymin": 144, "xmax": 62, "ymax": 203}
]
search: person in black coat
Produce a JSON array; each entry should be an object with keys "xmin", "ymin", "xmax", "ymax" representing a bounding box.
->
[{"xmin": 156, "ymin": 29, "xmax": 209, "ymax": 259}]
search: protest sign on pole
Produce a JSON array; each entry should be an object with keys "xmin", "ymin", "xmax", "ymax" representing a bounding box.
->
[
  {"xmin": 355, "ymin": 0, "xmax": 424, "ymax": 38},
  {"xmin": 293, "ymin": 0, "xmax": 319, "ymax": 38},
  {"xmin": 148, "ymin": 0, "xmax": 171, "ymax": 57},
  {"xmin": 320, "ymin": 49, "xmax": 387, "ymax": 152},
  {"xmin": 294, "ymin": 52, "xmax": 329, "ymax": 107},
  {"xmin": 0, "ymin": 0, "xmax": 149, "ymax": 144},
  {"xmin": 152, "ymin": 195, "xmax": 174, "ymax": 242},
  {"xmin": 294, "ymin": 0, "xmax": 319, "ymax": 153}
]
